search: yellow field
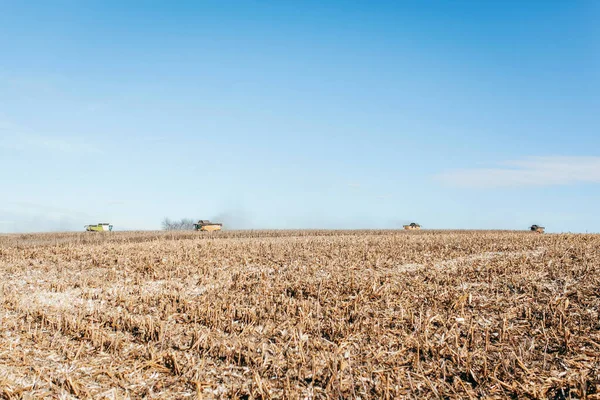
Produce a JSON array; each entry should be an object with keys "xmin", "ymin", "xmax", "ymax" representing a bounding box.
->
[{"xmin": 0, "ymin": 230, "xmax": 598, "ymax": 399}]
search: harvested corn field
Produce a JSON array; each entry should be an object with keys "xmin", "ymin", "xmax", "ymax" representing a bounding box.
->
[{"xmin": 0, "ymin": 230, "xmax": 599, "ymax": 399}]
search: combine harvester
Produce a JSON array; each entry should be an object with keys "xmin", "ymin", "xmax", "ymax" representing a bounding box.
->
[
  {"xmin": 530, "ymin": 224, "xmax": 545, "ymax": 234},
  {"xmin": 194, "ymin": 220, "xmax": 223, "ymax": 232},
  {"xmin": 85, "ymin": 223, "xmax": 113, "ymax": 232},
  {"xmin": 403, "ymin": 222, "xmax": 421, "ymax": 231}
]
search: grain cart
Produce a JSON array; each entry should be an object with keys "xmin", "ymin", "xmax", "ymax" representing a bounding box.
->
[
  {"xmin": 403, "ymin": 222, "xmax": 421, "ymax": 230},
  {"xmin": 194, "ymin": 220, "xmax": 222, "ymax": 232},
  {"xmin": 530, "ymin": 225, "xmax": 545, "ymax": 234}
]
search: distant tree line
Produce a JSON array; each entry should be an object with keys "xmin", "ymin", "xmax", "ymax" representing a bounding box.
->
[{"xmin": 161, "ymin": 217, "xmax": 196, "ymax": 231}]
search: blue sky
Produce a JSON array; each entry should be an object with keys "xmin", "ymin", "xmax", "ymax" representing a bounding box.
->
[{"xmin": 0, "ymin": 1, "xmax": 598, "ymax": 232}]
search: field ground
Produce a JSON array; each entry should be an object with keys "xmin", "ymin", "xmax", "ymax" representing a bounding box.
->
[{"xmin": 0, "ymin": 230, "xmax": 598, "ymax": 399}]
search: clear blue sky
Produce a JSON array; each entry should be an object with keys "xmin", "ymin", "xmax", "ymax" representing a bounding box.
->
[{"xmin": 1, "ymin": 1, "xmax": 598, "ymax": 232}]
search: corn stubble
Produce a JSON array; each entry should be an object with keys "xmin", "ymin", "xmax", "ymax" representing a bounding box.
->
[{"xmin": 0, "ymin": 230, "xmax": 598, "ymax": 399}]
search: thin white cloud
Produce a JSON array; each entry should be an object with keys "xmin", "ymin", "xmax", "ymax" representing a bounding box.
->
[
  {"xmin": 347, "ymin": 183, "xmax": 361, "ymax": 188},
  {"xmin": 0, "ymin": 115, "xmax": 101, "ymax": 154},
  {"xmin": 0, "ymin": 134, "xmax": 101, "ymax": 154},
  {"xmin": 86, "ymin": 102, "xmax": 107, "ymax": 112},
  {"xmin": 143, "ymin": 136, "xmax": 168, "ymax": 143},
  {"xmin": 0, "ymin": 119, "xmax": 19, "ymax": 131},
  {"xmin": 437, "ymin": 156, "xmax": 600, "ymax": 188}
]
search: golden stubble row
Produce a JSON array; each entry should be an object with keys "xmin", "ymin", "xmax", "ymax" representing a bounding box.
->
[{"xmin": 0, "ymin": 230, "xmax": 598, "ymax": 399}]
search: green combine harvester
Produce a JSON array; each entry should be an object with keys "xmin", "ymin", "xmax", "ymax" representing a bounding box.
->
[{"xmin": 85, "ymin": 223, "xmax": 113, "ymax": 232}]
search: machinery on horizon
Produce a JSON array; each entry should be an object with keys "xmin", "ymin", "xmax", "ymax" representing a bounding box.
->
[
  {"xmin": 85, "ymin": 223, "xmax": 113, "ymax": 232},
  {"xmin": 403, "ymin": 222, "xmax": 421, "ymax": 231},
  {"xmin": 194, "ymin": 220, "xmax": 222, "ymax": 232},
  {"xmin": 530, "ymin": 224, "xmax": 545, "ymax": 234}
]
